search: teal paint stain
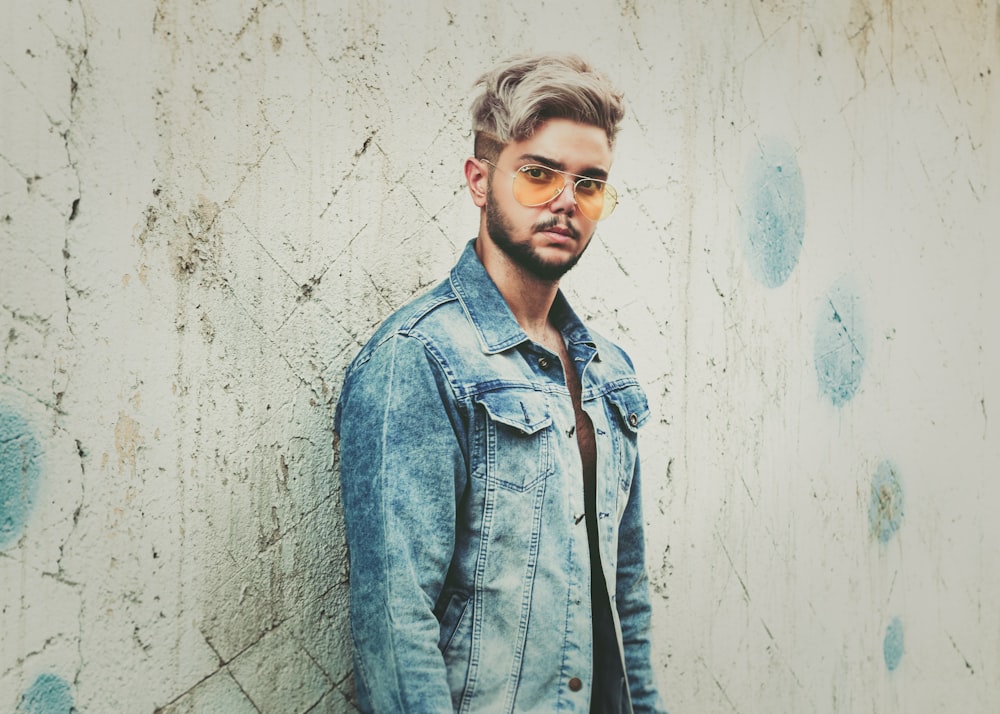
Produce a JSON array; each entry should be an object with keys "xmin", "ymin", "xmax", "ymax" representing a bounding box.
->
[
  {"xmin": 742, "ymin": 137, "xmax": 806, "ymax": 288},
  {"xmin": 883, "ymin": 617, "xmax": 904, "ymax": 671},
  {"xmin": 16, "ymin": 673, "xmax": 75, "ymax": 713},
  {"xmin": 814, "ymin": 276, "xmax": 866, "ymax": 406},
  {"xmin": 869, "ymin": 460, "xmax": 904, "ymax": 543},
  {"xmin": 0, "ymin": 405, "xmax": 43, "ymax": 550}
]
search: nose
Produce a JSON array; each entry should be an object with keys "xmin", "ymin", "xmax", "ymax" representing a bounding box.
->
[{"xmin": 548, "ymin": 176, "xmax": 577, "ymax": 215}]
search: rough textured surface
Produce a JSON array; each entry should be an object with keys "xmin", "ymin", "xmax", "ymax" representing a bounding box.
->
[{"xmin": 1, "ymin": 1, "xmax": 997, "ymax": 712}]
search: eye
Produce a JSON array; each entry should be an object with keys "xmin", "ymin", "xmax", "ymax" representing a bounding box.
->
[
  {"xmin": 575, "ymin": 178, "xmax": 605, "ymax": 196},
  {"xmin": 519, "ymin": 165, "xmax": 555, "ymax": 183}
]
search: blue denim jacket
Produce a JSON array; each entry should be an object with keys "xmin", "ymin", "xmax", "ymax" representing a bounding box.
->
[{"xmin": 335, "ymin": 241, "xmax": 667, "ymax": 713}]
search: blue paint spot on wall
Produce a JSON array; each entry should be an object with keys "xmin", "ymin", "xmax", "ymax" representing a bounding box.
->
[
  {"xmin": 0, "ymin": 405, "xmax": 43, "ymax": 550},
  {"xmin": 16, "ymin": 673, "xmax": 75, "ymax": 713},
  {"xmin": 742, "ymin": 137, "xmax": 806, "ymax": 288},
  {"xmin": 883, "ymin": 617, "xmax": 904, "ymax": 671},
  {"xmin": 814, "ymin": 276, "xmax": 867, "ymax": 406},
  {"xmin": 869, "ymin": 460, "xmax": 904, "ymax": 543}
]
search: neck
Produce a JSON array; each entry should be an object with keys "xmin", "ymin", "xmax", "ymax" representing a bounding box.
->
[{"xmin": 475, "ymin": 235, "xmax": 560, "ymax": 342}]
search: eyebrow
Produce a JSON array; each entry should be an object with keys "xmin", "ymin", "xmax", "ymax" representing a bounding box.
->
[{"xmin": 516, "ymin": 153, "xmax": 609, "ymax": 180}]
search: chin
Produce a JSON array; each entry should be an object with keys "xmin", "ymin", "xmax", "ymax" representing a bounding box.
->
[{"xmin": 486, "ymin": 196, "xmax": 592, "ymax": 281}]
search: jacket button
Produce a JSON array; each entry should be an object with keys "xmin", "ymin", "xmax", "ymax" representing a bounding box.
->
[
  {"xmin": 568, "ymin": 677, "xmax": 583, "ymax": 692},
  {"xmin": 538, "ymin": 357, "xmax": 550, "ymax": 370},
  {"xmin": 628, "ymin": 412, "xmax": 639, "ymax": 427}
]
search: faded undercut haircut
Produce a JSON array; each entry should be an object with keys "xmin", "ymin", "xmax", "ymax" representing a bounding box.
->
[{"xmin": 471, "ymin": 53, "xmax": 625, "ymax": 162}]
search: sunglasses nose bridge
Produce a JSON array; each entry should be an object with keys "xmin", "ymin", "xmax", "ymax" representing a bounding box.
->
[{"xmin": 549, "ymin": 172, "xmax": 579, "ymax": 207}]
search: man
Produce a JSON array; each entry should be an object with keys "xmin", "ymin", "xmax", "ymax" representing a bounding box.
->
[{"xmin": 335, "ymin": 53, "xmax": 667, "ymax": 713}]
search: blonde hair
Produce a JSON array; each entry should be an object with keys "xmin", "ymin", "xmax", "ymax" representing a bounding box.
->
[{"xmin": 471, "ymin": 53, "xmax": 624, "ymax": 161}]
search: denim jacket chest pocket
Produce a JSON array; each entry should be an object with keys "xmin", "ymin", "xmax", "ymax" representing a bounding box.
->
[
  {"xmin": 474, "ymin": 389, "xmax": 554, "ymax": 492},
  {"xmin": 603, "ymin": 384, "xmax": 650, "ymax": 494}
]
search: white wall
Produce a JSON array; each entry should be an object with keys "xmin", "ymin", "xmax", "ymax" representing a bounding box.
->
[{"xmin": 1, "ymin": 1, "xmax": 997, "ymax": 711}]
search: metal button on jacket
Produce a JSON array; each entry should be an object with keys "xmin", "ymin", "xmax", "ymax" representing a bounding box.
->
[
  {"xmin": 538, "ymin": 356, "xmax": 551, "ymax": 370},
  {"xmin": 568, "ymin": 677, "xmax": 583, "ymax": 692},
  {"xmin": 628, "ymin": 412, "xmax": 639, "ymax": 427}
]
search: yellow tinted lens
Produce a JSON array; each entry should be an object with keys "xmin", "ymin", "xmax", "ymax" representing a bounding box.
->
[
  {"xmin": 575, "ymin": 179, "xmax": 616, "ymax": 221},
  {"xmin": 574, "ymin": 179, "xmax": 604, "ymax": 220},
  {"xmin": 513, "ymin": 165, "xmax": 562, "ymax": 206}
]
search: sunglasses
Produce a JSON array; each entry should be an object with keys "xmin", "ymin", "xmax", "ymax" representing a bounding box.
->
[{"xmin": 480, "ymin": 159, "xmax": 619, "ymax": 222}]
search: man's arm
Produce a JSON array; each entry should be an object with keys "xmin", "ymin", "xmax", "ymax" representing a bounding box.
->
[
  {"xmin": 616, "ymin": 456, "xmax": 669, "ymax": 713},
  {"xmin": 336, "ymin": 333, "xmax": 465, "ymax": 713}
]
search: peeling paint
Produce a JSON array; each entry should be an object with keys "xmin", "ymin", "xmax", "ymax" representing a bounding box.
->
[
  {"xmin": 114, "ymin": 411, "xmax": 143, "ymax": 475},
  {"xmin": 170, "ymin": 196, "xmax": 221, "ymax": 279}
]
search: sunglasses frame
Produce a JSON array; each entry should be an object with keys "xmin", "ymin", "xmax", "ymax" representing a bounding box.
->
[{"xmin": 479, "ymin": 159, "xmax": 618, "ymax": 222}]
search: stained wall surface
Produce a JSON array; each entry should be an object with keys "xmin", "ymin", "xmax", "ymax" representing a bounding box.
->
[{"xmin": 1, "ymin": 1, "xmax": 997, "ymax": 712}]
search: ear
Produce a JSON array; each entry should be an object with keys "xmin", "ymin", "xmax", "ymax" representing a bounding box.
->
[{"xmin": 464, "ymin": 157, "xmax": 489, "ymax": 209}]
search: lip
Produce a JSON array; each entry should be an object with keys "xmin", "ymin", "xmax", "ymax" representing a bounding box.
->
[{"xmin": 538, "ymin": 225, "xmax": 576, "ymax": 245}]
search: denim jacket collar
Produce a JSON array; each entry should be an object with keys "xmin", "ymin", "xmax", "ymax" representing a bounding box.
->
[{"xmin": 450, "ymin": 239, "xmax": 598, "ymax": 355}]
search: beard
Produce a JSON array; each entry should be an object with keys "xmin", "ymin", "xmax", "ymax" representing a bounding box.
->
[{"xmin": 485, "ymin": 191, "xmax": 589, "ymax": 282}]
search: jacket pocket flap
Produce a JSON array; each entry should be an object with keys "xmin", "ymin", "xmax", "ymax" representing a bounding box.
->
[
  {"xmin": 477, "ymin": 390, "xmax": 552, "ymax": 435},
  {"xmin": 606, "ymin": 385, "xmax": 650, "ymax": 432}
]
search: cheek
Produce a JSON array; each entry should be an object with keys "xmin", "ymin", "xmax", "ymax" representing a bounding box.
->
[{"xmin": 490, "ymin": 192, "xmax": 530, "ymax": 230}]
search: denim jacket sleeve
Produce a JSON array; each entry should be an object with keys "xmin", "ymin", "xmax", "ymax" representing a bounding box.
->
[
  {"xmin": 616, "ymin": 456, "xmax": 669, "ymax": 714},
  {"xmin": 336, "ymin": 332, "xmax": 465, "ymax": 713}
]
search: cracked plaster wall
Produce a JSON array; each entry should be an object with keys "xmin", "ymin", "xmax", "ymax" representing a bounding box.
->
[{"xmin": 1, "ymin": 0, "xmax": 998, "ymax": 712}]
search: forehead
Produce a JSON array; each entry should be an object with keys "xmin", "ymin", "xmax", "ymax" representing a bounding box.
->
[{"xmin": 500, "ymin": 118, "xmax": 613, "ymax": 173}]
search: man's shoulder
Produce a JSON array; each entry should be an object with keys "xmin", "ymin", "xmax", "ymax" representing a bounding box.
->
[
  {"xmin": 377, "ymin": 278, "xmax": 456, "ymax": 333},
  {"xmin": 346, "ymin": 276, "xmax": 473, "ymax": 370}
]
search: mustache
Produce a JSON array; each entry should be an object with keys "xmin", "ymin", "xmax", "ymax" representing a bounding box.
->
[{"xmin": 532, "ymin": 217, "xmax": 580, "ymax": 239}]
